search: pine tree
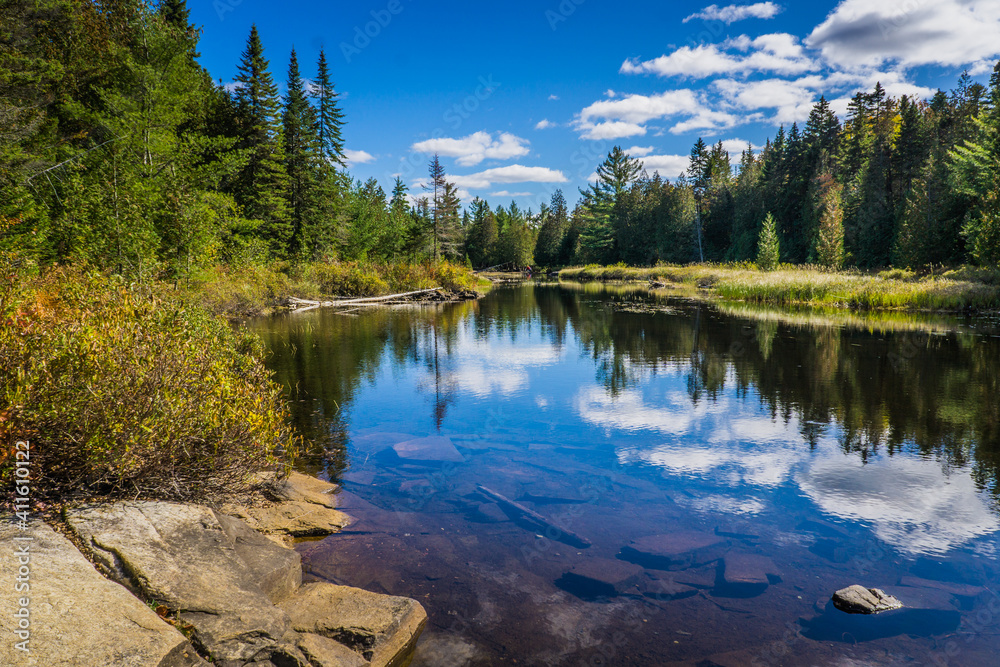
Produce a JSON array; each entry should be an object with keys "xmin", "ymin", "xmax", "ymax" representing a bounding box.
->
[
  {"xmin": 313, "ymin": 49, "xmax": 346, "ymax": 166},
  {"xmin": 579, "ymin": 146, "xmax": 642, "ymax": 263},
  {"xmin": 231, "ymin": 24, "xmax": 291, "ymax": 255},
  {"xmin": 757, "ymin": 213, "xmax": 780, "ymax": 270}
]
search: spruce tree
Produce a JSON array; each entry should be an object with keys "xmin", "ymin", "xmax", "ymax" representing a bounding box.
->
[
  {"xmin": 282, "ymin": 48, "xmax": 320, "ymax": 256},
  {"xmin": 313, "ymin": 49, "xmax": 346, "ymax": 166},
  {"xmin": 757, "ymin": 213, "xmax": 780, "ymax": 270},
  {"xmin": 811, "ymin": 173, "xmax": 845, "ymax": 269},
  {"xmin": 232, "ymin": 24, "xmax": 291, "ymax": 255}
]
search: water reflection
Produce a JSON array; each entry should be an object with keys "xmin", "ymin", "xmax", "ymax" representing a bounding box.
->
[{"xmin": 251, "ymin": 282, "xmax": 1000, "ymax": 663}]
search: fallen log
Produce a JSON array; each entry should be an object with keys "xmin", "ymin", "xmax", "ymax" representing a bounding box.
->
[
  {"xmin": 476, "ymin": 484, "xmax": 591, "ymax": 547},
  {"xmin": 288, "ymin": 288, "xmax": 443, "ymax": 310}
]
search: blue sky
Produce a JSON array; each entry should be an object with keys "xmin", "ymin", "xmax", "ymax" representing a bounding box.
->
[{"xmin": 188, "ymin": 0, "xmax": 1000, "ymax": 212}]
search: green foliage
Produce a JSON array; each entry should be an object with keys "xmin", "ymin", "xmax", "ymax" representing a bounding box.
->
[
  {"xmin": 0, "ymin": 266, "xmax": 297, "ymax": 499},
  {"xmin": 756, "ymin": 213, "xmax": 780, "ymax": 271}
]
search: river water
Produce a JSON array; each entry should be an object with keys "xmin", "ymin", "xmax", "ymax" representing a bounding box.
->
[{"xmin": 253, "ymin": 282, "xmax": 1000, "ymax": 666}]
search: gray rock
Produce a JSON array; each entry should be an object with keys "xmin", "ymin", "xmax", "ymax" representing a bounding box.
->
[
  {"xmin": 279, "ymin": 582, "xmax": 427, "ymax": 667},
  {"xmin": 392, "ymin": 436, "xmax": 465, "ymax": 463},
  {"xmin": 831, "ymin": 585, "xmax": 903, "ymax": 614},
  {"xmin": 296, "ymin": 632, "xmax": 370, "ymax": 667},
  {"xmin": 65, "ymin": 502, "xmax": 290, "ymax": 664},
  {"xmin": 213, "ymin": 511, "xmax": 302, "ymax": 603},
  {"xmin": 0, "ymin": 520, "xmax": 205, "ymax": 667}
]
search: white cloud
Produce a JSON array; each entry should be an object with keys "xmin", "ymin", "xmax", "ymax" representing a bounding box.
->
[
  {"xmin": 535, "ymin": 119, "xmax": 556, "ymax": 130},
  {"xmin": 489, "ymin": 190, "xmax": 533, "ymax": 198},
  {"xmin": 626, "ymin": 146, "xmax": 655, "ymax": 157},
  {"xmin": 579, "ymin": 121, "xmax": 648, "ymax": 140},
  {"xmin": 807, "ymin": 0, "xmax": 1000, "ymax": 69},
  {"xmin": 670, "ymin": 108, "xmax": 742, "ymax": 134},
  {"xmin": 621, "ymin": 34, "xmax": 816, "ymax": 78},
  {"xmin": 579, "ymin": 89, "xmax": 701, "ymax": 125},
  {"xmin": 446, "ymin": 164, "xmax": 568, "ymax": 190},
  {"xmin": 683, "ymin": 2, "xmax": 783, "ymax": 24},
  {"xmin": 343, "ymin": 149, "xmax": 375, "ymax": 165},
  {"xmin": 410, "ymin": 131, "xmax": 530, "ymax": 167},
  {"xmin": 548, "ymin": 94, "xmax": 560, "ymax": 101},
  {"xmin": 638, "ymin": 154, "xmax": 690, "ymax": 178}
]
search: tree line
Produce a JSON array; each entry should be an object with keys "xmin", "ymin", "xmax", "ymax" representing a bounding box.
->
[{"xmin": 2, "ymin": 0, "xmax": 998, "ymax": 276}]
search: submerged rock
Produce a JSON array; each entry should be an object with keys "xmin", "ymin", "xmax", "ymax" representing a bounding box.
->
[
  {"xmin": 558, "ymin": 558, "xmax": 644, "ymax": 598},
  {"xmin": 619, "ymin": 531, "xmax": 726, "ymax": 570},
  {"xmin": 0, "ymin": 520, "xmax": 204, "ymax": 667},
  {"xmin": 831, "ymin": 585, "xmax": 903, "ymax": 614},
  {"xmin": 279, "ymin": 582, "xmax": 427, "ymax": 667},
  {"xmin": 392, "ymin": 436, "xmax": 465, "ymax": 463}
]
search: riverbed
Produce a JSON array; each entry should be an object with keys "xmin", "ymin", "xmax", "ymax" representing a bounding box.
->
[{"xmin": 253, "ymin": 282, "xmax": 1000, "ymax": 666}]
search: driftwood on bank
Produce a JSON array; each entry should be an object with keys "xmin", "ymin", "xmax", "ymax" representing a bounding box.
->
[
  {"xmin": 476, "ymin": 484, "xmax": 591, "ymax": 547},
  {"xmin": 287, "ymin": 288, "xmax": 443, "ymax": 311}
]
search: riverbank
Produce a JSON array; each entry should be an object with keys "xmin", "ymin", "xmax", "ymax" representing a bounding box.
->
[
  {"xmin": 559, "ymin": 263, "xmax": 1000, "ymax": 312},
  {"xmin": 183, "ymin": 260, "xmax": 492, "ymax": 319},
  {"xmin": 0, "ymin": 471, "xmax": 426, "ymax": 666}
]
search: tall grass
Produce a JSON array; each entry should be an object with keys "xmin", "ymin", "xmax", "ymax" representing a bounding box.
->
[
  {"xmin": 558, "ymin": 263, "xmax": 1000, "ymax": 311},
  {"xmin": 186, "ymin": 260, "xmax": 490, "ymax": 318}
]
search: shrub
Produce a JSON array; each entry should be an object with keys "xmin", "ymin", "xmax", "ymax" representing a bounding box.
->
[{"xmin": 0, "ymin": 266, "xmax": 298, "ymax": 501}]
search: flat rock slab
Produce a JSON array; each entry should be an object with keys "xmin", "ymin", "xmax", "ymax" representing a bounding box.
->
[
  {"xmin": 899, "ymin": 576, "xmax": 987, "ymax": 599},
  {"xmin": 0, "ymin": 520, "xmax": 204, "ymax": 667},
  {"xmin": 519, "ymin": 481, "xmax": 589, "ymax": 504},
  {"xmin": 392, "ymin": 436, "xmax": 465, "ymax": 463},
  {"xmin": 722, "ymin": 553, "xmax": 781, "ymax": 586},
  {"xmin": 227, "ymin": 500, "xmax": 353, "ymax": 537},
  {"xmin": 638, "ymin": 571, "xmax": 699, "ymax": 601},
  {"xmin": 559, "ymin": 558, "xmax": 644, "ymax": 598},
  {"xmin": 297, "ymin": 632, "xmax": 370, "ymax": 667},
  {"xmin": 832, "ymin": 585, "xmax": 903, "ymax": 614},
  {"xmin": 213, "ymin": 511, "xmax": 302, "ymax": 604},
  {"xmin": 620, "ymin": 531, "xmax": 726, "ymax": 569},
  {"xmin": 279, "ymin": 582, "xmax": 427, "ymax": 667},
  {"xmin": 274, "ymin": 471, "xmax": 341, "ymax": 509},
  {"xmin": 65, "ymin": 502, "xmax": 289, "ymax": 664}
]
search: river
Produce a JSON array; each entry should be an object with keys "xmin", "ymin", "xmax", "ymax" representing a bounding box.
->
[{"xmin": 253, "ymin": 282, "xmax": 1000, "ymax": 666}]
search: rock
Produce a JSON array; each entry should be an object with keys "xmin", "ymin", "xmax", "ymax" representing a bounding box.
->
[
  {"xmin": 474, "ymin": 502, "xmax": 509, "ymax": 523},
  {"xmin": 392, "ymin": 436, "xmax": 465, "ymax": 463},
  {"xmin": 899, "ymin": 576, "xmax": 987, "ymax": 599},
  {"xmin": 226, "ymin": 500, "xmax": 353, "ymax": 538},
  {"xmin": 296, "ymin": 632, "xmax": 370, "ymax": 667},
  {"xmin": 0, "ymin": 520, "xmax": 205, "ymax": 667},
  {"xmin": 619, "ymin": 531, "xmax": 726, "ymax": 570},
  {"xmin": 65, "ymin": 502, "xmax": 289, "ymax": 664},
  {"xmin": 213, "ymin": 511, "xmax": 302, "ymax": 603},
  {"xmin": 279, "ymin": 582, "xmax": 426, "ymax": 667},
  {"xmin": 831, "ymin": 585, "xmax": 903, "ymax": 614},
  {"xmin": 638, "ymin": 571, "xmax": 698, "ymax": 601},
  {"xmin": 519, "ymin": 481, "xmax": 588, "ymax": 504},
  {"xmin": 272, "ymin": 471, "xmax": 340, "ymax": 509},
  {"xmin": 558, "ymin": 558, "xmax": 644, "ymax": 598},
  {"xmin": 722, "ymin": 553, "xmax": 781, "ymax": 586}
]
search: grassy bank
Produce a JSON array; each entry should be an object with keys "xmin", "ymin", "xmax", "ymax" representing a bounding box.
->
[
  {"xmin": 184, "ymin": 260, "xmax": 491, "ymax": 318},
  {"xmin": 559, "ymin": 263, "xmax": 1000, "ymax": 311}
]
